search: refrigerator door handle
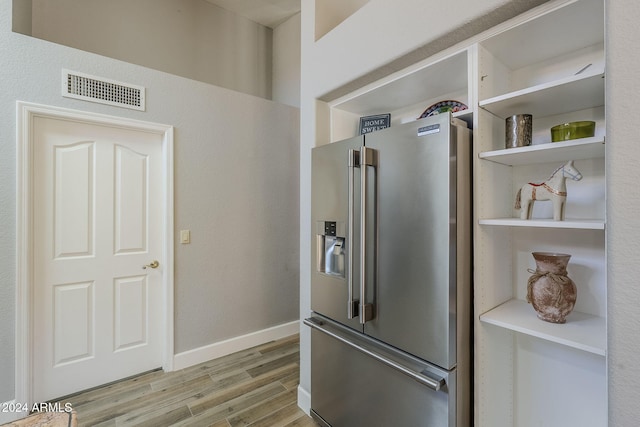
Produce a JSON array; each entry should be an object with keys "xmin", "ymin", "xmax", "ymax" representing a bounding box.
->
[
  {"xmin": 304, "ymin": 317, "xmax": 446, "ymax": 391},
  {"xmin": 359, "ymin": 147, "xmax": 376, "ymax": 323},
  {"xmin": 347, "ymin": 149, "xmax": 359, "ymax": 319}
]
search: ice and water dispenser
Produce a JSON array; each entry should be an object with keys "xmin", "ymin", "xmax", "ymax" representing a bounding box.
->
[{"xmin": 316, "ymin": 221, "xmax": 345, "ymax": 278}]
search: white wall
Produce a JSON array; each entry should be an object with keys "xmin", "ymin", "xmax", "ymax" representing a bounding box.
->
[
  {"xmin": 0, "ymin": 0, "xmax": 299, "ymax": 404},
  {"xmin": 606, "ymin": 0, "xmax": 640, "ymax": 423},
  {"xmin": 307, "ymin": 0, "xmax": 548, "ymax": 100},
  {"xmin": 28, "ymin": 0, "xmax": 273, "ymax": 100},
  {"xmin": 299, "ymin": 0, "xmax": 640, "ymax": 423}
]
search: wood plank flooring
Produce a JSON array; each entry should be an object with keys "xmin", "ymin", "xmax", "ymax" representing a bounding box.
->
[{"xmin": 53, "ymin": 334, "xmax": 318, "ymax": 427}]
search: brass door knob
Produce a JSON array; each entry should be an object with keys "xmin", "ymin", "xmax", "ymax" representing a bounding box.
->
[{"xmin": 143, "ymin": 260, "xmax": 159, "ymax": 269}]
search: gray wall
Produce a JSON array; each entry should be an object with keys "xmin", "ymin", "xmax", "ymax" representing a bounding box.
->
[
  {"xmin": 23, "ymin": 0, "xmax": 273, "ymax": 100},
  {"xmin": 273, "ymin": 13, "xmax": 301, "ymax": 107},
  {"xmin": 0, "ymin": 0, "xmax": 299, "ymax": 403}
]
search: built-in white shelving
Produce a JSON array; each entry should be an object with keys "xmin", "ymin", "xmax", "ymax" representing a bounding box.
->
[
  {"xmin": 478, "ymin": 218, "xmax": 605, "ymax": 230},
  {"xmin": 480, "ymin": 299, "xmax": 606, "ymax": 356},
  {"xmin": 321, "ymin": 1, "xmax": 606, "ymax": 425},
  {"xmin": 479, "ymin": 71, "xmax": 604, "ymax": 119},
  {"xmin": 478, "ymin": 136, "xmax": 606, "ymax": 229},
  {"xmin": 474, "ymin": 0, "xmax": 607, "ymax": 425},
  {"xmin": 327, "ymin": 49, "xmax": 472, "ymax": 143},
  {"xmin": 330, "ymin": 50, "xmax": 469, "ymax": 116},
  {"xmin": 479, "ymin": 136, "xmax": 605, "ymax": 166}
]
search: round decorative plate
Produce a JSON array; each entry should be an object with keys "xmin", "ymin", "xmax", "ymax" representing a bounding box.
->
[{"xmin": 418, "ymin": 100, "xmax": 468, "ymax": 119}]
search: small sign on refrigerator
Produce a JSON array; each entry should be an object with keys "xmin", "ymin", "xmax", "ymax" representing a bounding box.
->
[{"xmin": 359, "ymin": 113, "xmax": 391, "ymax": 135}]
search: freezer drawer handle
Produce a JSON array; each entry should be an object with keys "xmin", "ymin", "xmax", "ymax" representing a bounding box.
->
[
  {"xmin": 304, "ymin": 317, "xmax": 446, "ymax": 392},
  {"xmin": 347, "ymin": 149, "xmax": 359, "ymax": 319}
]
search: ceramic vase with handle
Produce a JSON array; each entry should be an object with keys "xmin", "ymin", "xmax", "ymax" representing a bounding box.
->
[{"xmin": 527, "ymin": 252, "xmax": 577, "ymax": 323}]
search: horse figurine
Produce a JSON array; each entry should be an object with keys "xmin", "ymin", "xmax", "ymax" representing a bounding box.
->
[{"xmin": 515, "ymin": 160, "xmax": 583, "ymax": 221}]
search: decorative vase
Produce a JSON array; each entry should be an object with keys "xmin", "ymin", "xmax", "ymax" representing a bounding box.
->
[{"xmin": 526, "ymin": 252, "xmax": 577, "ymax": 323}]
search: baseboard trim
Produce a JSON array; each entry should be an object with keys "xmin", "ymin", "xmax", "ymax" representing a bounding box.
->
[
  {"xmin": 297, "ymin": 385, "xmax": 311, "ymax": 414},
  {"xmin": 172, "ymin": 320, "xmax": 299, "ymax": 371}
]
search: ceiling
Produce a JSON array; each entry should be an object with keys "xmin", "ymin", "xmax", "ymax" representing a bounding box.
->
[{"xmin": 204, "ymin": 0, "xmax": 301, "ymax": 29}]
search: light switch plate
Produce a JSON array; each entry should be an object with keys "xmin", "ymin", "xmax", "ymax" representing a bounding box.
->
[{"xmin": 180, "ymin": 229, "xmax": 190, "ymax": 244}]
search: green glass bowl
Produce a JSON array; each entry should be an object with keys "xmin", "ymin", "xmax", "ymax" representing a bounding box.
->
[{"xmin": 550, "ymin": 121, "xmax": 596, "ymax": 142}]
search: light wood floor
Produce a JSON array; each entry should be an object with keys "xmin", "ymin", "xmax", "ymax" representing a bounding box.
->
[{"xmin": 53, "ymin": 334, "xmax": 318, "ymax": 427}]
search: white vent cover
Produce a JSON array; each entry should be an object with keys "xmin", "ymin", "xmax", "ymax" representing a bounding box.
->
[{"xmin": 62, "ymin": 69, "xmax": 146, "ymax": 111}]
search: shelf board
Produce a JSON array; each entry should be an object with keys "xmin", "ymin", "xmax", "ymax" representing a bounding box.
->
[
  {"xmin": 479, "ymin": 218, "xmax": 605, "ymax": 230},
  {"xmin": 479, "ymin": 137, "xmax": 605, "ymax": 166},
  {"xmin": 479, "ymin": 70, "xmax": 604, "ymax": 119},
  {"xmin": 330, "ymin": 50, "xmax": 468, "ymax": 116},
  {"xmin": 480, "ymin": 299, "xmax": 606, "ymax": 356}
]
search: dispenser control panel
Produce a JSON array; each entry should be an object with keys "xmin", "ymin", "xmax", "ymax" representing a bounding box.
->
[{"xmin": 324, "ymin": 221, "xmax": 337, "ymax": 236}]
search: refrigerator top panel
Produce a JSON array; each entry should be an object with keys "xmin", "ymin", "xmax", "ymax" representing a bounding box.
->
[{"xmin": 362, "ymin": 114, "xmax": 472, "ymax": 370}]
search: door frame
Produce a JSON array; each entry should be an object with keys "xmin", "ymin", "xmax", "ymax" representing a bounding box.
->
[{"xmin": 15, "ymin": 101, "xmax": 175, "ymax": 404}]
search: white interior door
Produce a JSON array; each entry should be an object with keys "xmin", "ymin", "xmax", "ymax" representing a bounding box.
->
[{"xmin": 32, "ymin": 115, "xmax": 164, "ymax": 402}]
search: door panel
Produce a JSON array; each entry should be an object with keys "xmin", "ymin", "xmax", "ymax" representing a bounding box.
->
[
  {"xmin": 114, "ymin": 275, "xmax": 148, "ymax": 350},
  {"xmin": 114, "ymin": 144, "xmax": 148, "ymax": 254},
  {"xmin": 33, "ymin": 116, "xmax": 163, "ymax": 402},
  {"xmin": 311, "ymin": 137, "xmax": 363, "ymax": 331},
  {"xmin": 363, "ymin": 115, "xmax": 457, "ymax": 369},
  {"xmin": 53, "ymin": 281, "xmax": 93, "ymax": 365},
  {"xmin": 54, "ymin": 142, "xmax": 94, "ymax": 258}
]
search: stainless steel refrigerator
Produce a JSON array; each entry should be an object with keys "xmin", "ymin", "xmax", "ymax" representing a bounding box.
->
[{"xmin": 304, "ymin": 113, "xmax": 472, "ymax": 427}]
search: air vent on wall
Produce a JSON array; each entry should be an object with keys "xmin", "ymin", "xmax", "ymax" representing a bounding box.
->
[{"xmin": 62, "ymin": 69, "xmax": 146, "ymax": 111}]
